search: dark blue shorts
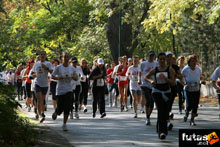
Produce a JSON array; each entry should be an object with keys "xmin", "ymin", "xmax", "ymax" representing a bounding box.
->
[{"xmin": 35, "ymin": 84, "xmax": 48, "ymax": 95}]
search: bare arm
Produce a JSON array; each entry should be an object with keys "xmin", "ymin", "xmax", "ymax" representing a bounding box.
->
[{"xmin": 144, "ymin": 69, "xmax": 155, "ymax": 85}]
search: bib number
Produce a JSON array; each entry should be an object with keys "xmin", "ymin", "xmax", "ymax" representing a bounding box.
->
[
  {"xmin": 120, "ymin": 76, "xmax": 127, "ymax": 81},
  {"xmin": 97, "ymin": 79, "xmax": 104, "ymax": 86}
]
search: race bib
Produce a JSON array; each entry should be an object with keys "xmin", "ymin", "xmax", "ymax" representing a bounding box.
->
[
  {"xmin": 187, "ymin": 82, "xmax": 200, "ymax": 92},
  {"xmin": 37, "ymin": 67, "xmax": 44, "ymax": 77},
  {"xmin": 97, "ymin": 79, "xmax": 104, "ymax": 86},
  {"xmin": 62, "ymin": 73, "xmax": 72, "ymax": 83},
  {"xmin": 131, "ymin": 75, "xmax": 138, "ymax": 82},
  {"xmin": 120, "ymin": 76, "xmax": 127, "ymax": 81}
]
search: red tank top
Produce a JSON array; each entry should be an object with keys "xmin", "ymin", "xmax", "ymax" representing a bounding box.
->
[{"xmin": 25, "ymin": 69, "xmax": 32, "ymax": 84}]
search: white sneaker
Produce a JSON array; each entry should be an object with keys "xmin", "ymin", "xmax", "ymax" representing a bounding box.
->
[
  {"xmin": 75, "ymin": 112, "xmax": 79, "ymax": 119},
  {"xmin": 124, "ymin": 107, "xmax": 128, "ymax": 112},
  {"xmin": 70, "ymin": 112, "xmax": 73, "ymax": 119},
  {"xmin": 28, "ymin": 106, "xmax": 31, "ymax": 112},
  {"xmin": 62, "ymin": 124, "xmax": 68, "ymax": 131}
]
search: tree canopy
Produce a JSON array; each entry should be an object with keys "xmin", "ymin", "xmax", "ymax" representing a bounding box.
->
[{"xmin": 1, "ymin": 0, "xmax": 220, "ymax": 72}]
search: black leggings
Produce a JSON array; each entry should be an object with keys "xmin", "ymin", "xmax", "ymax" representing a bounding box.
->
[
  {"xmin": 80, "ymin": 82, "xmax": 89, "ymax": 105},
  {"xmin": 168, "ymin": 86, "xmax": 177, "ymax": 113},
  {"xmin": 92, "ymin": 87, "xmax": 105, "ymax": 114},
  {"xmin": 185, "ymin": 90, "xmax": 200, "ymax": 114},
  {"xmin": 17, "ymin": 81, "xmax": 22, "ymax": 98},
  {"xmin": 72, "ymin": 85, "xmax": 81, "ymax": 112},
  {"xmin": 25, "ymin": 83, "xmax": 32, "ymax": 98},
  {"xmin": 153, "ymin": 92, "xmax": 171, "ymax": 136},
  {"xmin": 177, "ymin": 82, "xmax": 184, "ymax": 111}
]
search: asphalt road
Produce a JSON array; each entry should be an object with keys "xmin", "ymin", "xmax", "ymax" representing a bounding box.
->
[{"xmin": 20, "ymin": 95, "xmax": 220, "ymax": 147}]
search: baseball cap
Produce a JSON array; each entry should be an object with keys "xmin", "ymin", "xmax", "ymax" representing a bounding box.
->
[
  {"xmin": 71, "ymin": 57, "xmax": 78, "ymax": 63},
  {"xmin": 97, "ymin": 58, "xmax": 104, "ymax": 65},
  {"xmin": 148, "ymin": 50, "xmax": 155, "ymax": 56},
  {"xmin": 165, "ymin": 51, "xmax": 173, "ymax": 56},
  {"xmin": 128, "ymin": 58, "xmax": 132, "ymax": 62}
]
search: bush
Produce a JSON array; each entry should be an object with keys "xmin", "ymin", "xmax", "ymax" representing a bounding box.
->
[{"xmin": 0, "ymin": 82, "xmax": 38, "ymax": 146}]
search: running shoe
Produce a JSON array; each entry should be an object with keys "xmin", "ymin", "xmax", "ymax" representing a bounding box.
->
[
  {"xmin": 83, "ymin": 107, "xmax": 88, "ymax": 113},
  {"xmin": 124, "ymin": 107, "xmax": 128, "ymax": 112},
  {"xmin": 159, "ymin": 133, "xmax": 166, "ymax": 140},
  {"xmin": 146, "ymin": 119, "xmax": 151, "ymax": 126},
  {"xmin": 169, "ymin": 113, "xmax": 174, "ymax": 120},
  {"xmin": 100, "ymin": 113, "xmax": 106, "ymax": 118},
  {"xmin": 40, "ymin": 117, "xmax": 45, "ymax": 123},
  {"xmin": 92, "ymin": 113, "xmax": 96, "ymax": 118},
  {"xmin": 62, "ymin": 124, "xmax": 68, "ymax": 131},
  {"xmin": 120, "ymin": 105, "xmax": 124, "ymax": 112},
  {"xmin": 190, "ymin": 120, "xmax": 196, "ymax": 126},
  {"xmin": 41, "ymin": 113, "xmax": 46, "ymax": 118},
  {"xmin": 52, "ymin": 112, "xmax": 57, "ymax": 120},
  {"xmin": 167, "ymin": 123, "xmax": 173, "ymax": 131},
  {"xmin": 75, "ymin": 112, "xmax": 79, "ymax": 119},
  {"xmin": 134, "ymin": 113, "xmax": 137, "ymax": 118},
  {"xmin": 35, "ymin": 114, "xmax": 39, "ymax": 120},
  {"xmin": 28, "ymin": 106, "xmax": 31, "ymax": 112}
]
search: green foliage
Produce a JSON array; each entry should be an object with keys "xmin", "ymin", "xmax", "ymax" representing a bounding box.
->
[{"xmin": 0, "ymin": 83, "xmax": 38, "ymax": 146}]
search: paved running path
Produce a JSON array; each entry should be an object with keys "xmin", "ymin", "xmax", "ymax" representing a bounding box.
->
[{"xmin": 20, "ymin": 96, "xmax": 220, "ymax": 147}]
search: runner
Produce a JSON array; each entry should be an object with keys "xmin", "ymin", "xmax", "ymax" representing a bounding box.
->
[
  {"xmin": 112, "ymin": 57, "xmax": 123, "ymax": 107},
  {"xmin": 15, "ymin": 64, "xmax": 23, "ymax": 100},
  {"xmin": 106, "ymin": 61, "xmax": 116, "ymax": 107},
  {"xmin": 126, "ymin": 56, "xmax": 141, "ymax": 118},
  {"xmin": 211, "ymin": 55, "xmax": 220, "ymax": 119},
  {"xmin": 79, "ymin": 58, "xmax": 90, "ymax": 112},
  {"xmin": 145, "ymin": 52, "xmax": 175, "ymax": 139},
  {"xmin": 127, "ymin": 58, "xmax": 133, "ymax": 109},
  {"xmin": 20, "ymin": 64, "xmax": 27, "ymax": 100},
  {"xmin": 139, "ymin": 50, "xmax": 157, "ymax": 125},
  {"xmin": 50, "ymin": 59, "xmax": 59, "ymax": 110},
  {"xmin": 177, "ymin": 56, "xmax": 185, "ymax": 114},
  {"xmin": 117, "ymin": 56, "xmax": 129, "ymax": 112},
  {"xmin": 51, "ymin": 52, "xmax": 78, "ymax": 131},
  {"xmin": 182, "ymin": 55, "xmax": 202, "ymax": 126},
  {"xmin": 70, "ymin": 57, "xmax": 84, "ymax": 119},
  {"xmin": 89, "ymin": 58, "xmax": 107, "ymax": 118},
  {"xmin": 23, "ymin": 60, "xmax": 35, "ymax": 112},
  {"xmin": 166, "ymin": 51, "xmax": 182, "ymax": 130},
  {"xmin": 31, "ymin": 50, "xmax": 53, "ymax": 123}
]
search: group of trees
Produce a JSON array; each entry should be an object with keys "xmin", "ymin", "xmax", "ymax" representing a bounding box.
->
[{"xmin": 1, "ymin": 0, "xmax": 220, "ymax": 71}]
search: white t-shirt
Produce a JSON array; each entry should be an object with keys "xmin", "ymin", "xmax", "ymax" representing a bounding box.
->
[
  {"xmin": 182, "ymin": 65, "xmax": 201, "ymax": 91},
  {"xmin": 140, "ymin": 60, "xmax": 158, "ymax": 88},
  {"xmin": 71, "ymin": 66, "xmax": 84, "ymax": 90},
  {"xmin": 32, "ymin": 61, "xmax": 53, "ymax": 87},
  {"xmin": 126, "ymin": 65, "xmax": 141, "ymax": 91},
  {"xmin": 211, "ymin": 66, "xmax": 220, "ymax": 82},
  {"xmin": 52, "ymin": 64, "xmax": 76, "ymax": 95},
  {"xmin": 21, "ymin": 69, "xmax": 26, "ymax": 86}
]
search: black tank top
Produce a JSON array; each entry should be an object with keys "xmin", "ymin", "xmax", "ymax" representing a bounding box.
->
[{"xmin": 154, "ymin": 67, "xmax": 170, "ymax": 91}]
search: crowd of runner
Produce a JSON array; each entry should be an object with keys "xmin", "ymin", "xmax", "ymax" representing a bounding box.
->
[{"xmin": 1, "ymin": 50, "xmax": 220, "ymax": 140}]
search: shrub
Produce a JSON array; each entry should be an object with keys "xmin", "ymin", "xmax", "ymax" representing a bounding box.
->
[{"xmin": 0, "ymin": 82, "xmax": 38, "ymax": 146}]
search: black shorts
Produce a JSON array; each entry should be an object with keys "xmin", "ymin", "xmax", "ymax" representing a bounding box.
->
[
  {"xmin": 56, "ymin": 92, "xmax": 73, "ymax": 115},
  {"xmin": 26, "ymin": 83, "xmax": 32, "ymax": 98},
  {"xmin": 50, "ymin": 81, "xmax": 57, "ymax": 100},
  {"xmin": 32, "ymin": 91, "xmax": 37, "ymax": 103},
  {"xmin": 34, "ymin": 84, "xmax": 48, "ymax": 95},
  {"xmin": 141, "ymin": 86, "xmax": 154, "ymax": 108}
]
